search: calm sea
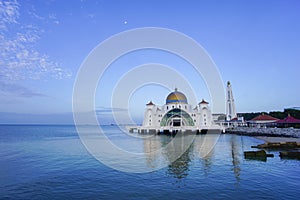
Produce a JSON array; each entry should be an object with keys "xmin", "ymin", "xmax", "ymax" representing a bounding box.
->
[{"xmin": 0, "ymin": 125, "xmax": 299, "ymax": 199}]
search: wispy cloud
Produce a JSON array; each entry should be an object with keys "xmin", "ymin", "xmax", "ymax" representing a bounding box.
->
[
  {"xmin": 48, "ymin": 13, "xmax": 60, "ymax": 24},
  {"xmin": 0, "ymin": 0, "xmax": 19, "ymax": 30},
  {"xmin": 95, "ymin": 107, "xmax": 128, "ymax": 115},
  {"xmin": 0, "ymin": 81, "xmax": 46, "ymax": 98},
  {"xmin": 0, "ymin": 111, "xmax": 74, "ymax": 124},
  {"xmin": 0, "ymin": 0, "xmax": 71, "ymax": 81}
]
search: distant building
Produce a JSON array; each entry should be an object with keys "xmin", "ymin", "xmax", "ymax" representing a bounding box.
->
[
  {"xmin": 229, "ymin": 116, "xmax": 247, "ymax": 127},
  {"xmin": 212, "ymin": 113, "xmax": 226, "ymax": 122},
  {"xmin": 248, "ymin": 114, "xmax": 279, "ymax": 127},
  {"xmin": 276, "ymin": 114, "xmax": 300, "ymax": 128}
]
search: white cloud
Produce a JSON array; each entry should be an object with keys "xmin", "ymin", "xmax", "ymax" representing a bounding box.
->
[
  {"xmin": 0, "ymin": 0, "xmax": 19, "ymax": 30},
  {"xmin": 0, "ymin": 0, "xmax": 71, "ymax": 81}
]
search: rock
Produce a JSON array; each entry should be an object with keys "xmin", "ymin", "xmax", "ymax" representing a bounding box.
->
[
  {"xmin": 285, "ymin": 142, "xmax": 298, "ymax": 147},
  {"xmin": 244, "ymin": 150, "xmax": 274, "ymax": 161},
  {"xmin": 226, "ymin": 127, "xmax": 300, "ymax": 138},
  {"xmin": 252, "ymin": 142, "xmax": 300, "ymax": 149},
  {"xmin": 279, "ymin": 151, "xmax": 300, "ymax": 160}
]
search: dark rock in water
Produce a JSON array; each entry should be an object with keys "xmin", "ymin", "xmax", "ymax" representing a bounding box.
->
[
  {"xmin": 279, "ymin": 151, "xmax": 300, "ymax": 160},
  {"xmin": 244, "ymin": 150, "xmax": 274, "ymax": 161},
  {"xmin": 252, "ymin": 142, "xmax": 300, "ymax": 149},
  {"xmin": 285, "ymin": 142, "xmax": 299, "ymax": 147}
]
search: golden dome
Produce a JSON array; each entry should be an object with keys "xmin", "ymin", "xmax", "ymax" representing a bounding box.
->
[{"xmin": 166, "ymin": 88, "xmax": 188, "ymax": 104}]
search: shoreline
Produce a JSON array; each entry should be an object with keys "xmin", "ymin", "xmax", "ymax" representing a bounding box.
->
[
  {"xmin": 226, "ymin": 127, "xmax": 300, "ymax": 143},
  {"xmin": 254, "ymin": 136, "xmax": 300, "ymax": 144},
  {"xmin": 226, "ymin": 127, "xmax": 300, "ymax": 138}
]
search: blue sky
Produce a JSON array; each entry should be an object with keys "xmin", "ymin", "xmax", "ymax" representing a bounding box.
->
[{"xmin": 0, "ymin": 0, "xmax": 299, "ymax": 124}]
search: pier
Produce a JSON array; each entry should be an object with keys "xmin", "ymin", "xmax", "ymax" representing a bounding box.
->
[{"xmin": 127, "ymin": 125, "xmax": 225, "ymax": 135}]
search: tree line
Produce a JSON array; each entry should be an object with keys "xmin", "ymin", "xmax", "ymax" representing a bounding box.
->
[{"xmin": 239, "ymin": 109, "xmax": 300, "ymax": 121}]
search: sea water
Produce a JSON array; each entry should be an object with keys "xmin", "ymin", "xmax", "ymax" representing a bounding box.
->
[{"xmin": 0, "ymin": 125, "xmax": 299, "ymax": 199}]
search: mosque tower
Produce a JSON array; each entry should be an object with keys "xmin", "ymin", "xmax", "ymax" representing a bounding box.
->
[{"xmin": 226, "ymin": 81, "xmax": 237, "ymax": 121}]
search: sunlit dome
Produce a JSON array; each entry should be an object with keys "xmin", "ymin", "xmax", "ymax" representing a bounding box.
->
[{"xmin": 166, "ymin": 88, "xmax": 188, "ymax": 104}]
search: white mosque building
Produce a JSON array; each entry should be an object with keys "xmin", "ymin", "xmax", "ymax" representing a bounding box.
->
[{"xmin": 138, "ymin": 88, "xmax": 224, "ymax": 134}]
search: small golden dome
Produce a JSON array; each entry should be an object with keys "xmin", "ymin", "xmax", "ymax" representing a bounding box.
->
[{"xmin": 166, "ymin": 88, "xmax": 188, "ymax": 104}]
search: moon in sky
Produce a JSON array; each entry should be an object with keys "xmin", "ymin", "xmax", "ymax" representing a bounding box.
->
[{"xmin": 124, "ymin": 20, "xmax": 128, "ymax": 25}]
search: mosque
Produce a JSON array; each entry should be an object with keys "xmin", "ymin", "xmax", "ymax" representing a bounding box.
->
[
  {"xmin": 128, "ymin": 81, "xmax": 237, "ymax": 134},
  {"xmin": 138, "ymin": 88, "xmax": 224, "ymax": 134}
]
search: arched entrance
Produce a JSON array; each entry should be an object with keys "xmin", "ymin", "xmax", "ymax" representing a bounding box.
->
[{"xmin": 160, "ymin": 108, "xmax": 194, "ymax": 127}]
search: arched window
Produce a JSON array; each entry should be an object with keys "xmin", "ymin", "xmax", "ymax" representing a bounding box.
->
[{"xmin": 160, "ymin": 108, "xmax": 194, "ymax": 126}]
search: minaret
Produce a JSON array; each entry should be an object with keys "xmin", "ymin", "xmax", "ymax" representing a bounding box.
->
[
  {"xmin": 143, "ymin": 101, "xmax": 155, "ymax": 127},
  {"xmin": 226, "ymin": 81, "xmax": 237, "ymax": 121}
]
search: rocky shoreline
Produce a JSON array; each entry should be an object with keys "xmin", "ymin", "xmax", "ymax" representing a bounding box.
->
[{"xmin": 225, "ymin": 127, "xmax": 300, "ymax": 138}]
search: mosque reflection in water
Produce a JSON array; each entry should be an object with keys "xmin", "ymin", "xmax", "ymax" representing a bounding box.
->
[{"xmin": 143, "ymin": 133, "xmax": 242, "ymax": 180}]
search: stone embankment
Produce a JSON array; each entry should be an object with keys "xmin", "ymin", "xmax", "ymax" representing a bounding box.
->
[{"xmin": 226, "ymin": 127, "xmax": 300, "ymax": 138}]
